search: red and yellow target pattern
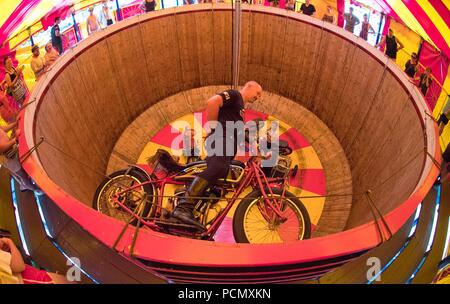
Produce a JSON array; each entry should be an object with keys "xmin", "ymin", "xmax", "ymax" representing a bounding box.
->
[{"xmin": 137, "ymin": 109, "xmax": 326, "ymax": 242}]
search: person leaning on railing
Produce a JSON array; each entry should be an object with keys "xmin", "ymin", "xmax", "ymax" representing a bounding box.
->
[
  {"xmin": 3, "ymin": 56, "xmax": 27, "ymax": 108},
  {"xmin": 404, "ymin": 52, "xmax": 419, "ymax": 78},
  {"xmin": 375, "ymin": 28, "xmax": 404, "ymax": 60},
  {"xmin": 0, "ymin": 83, "xmax": 17, "ymax": 123},
  {"xmin": 44, "ymin": 42, "xmax": 59, "ymax": 67},
  {"xmin": 0, "ymin": 237, "xmax": 75, "ymax": 284},
  {"xmin": 413, "ymin": 67, "xmax": 433, "ymax": 96},
  {"xmin": 0, "ymin": 118, "xmax": 43, "ymax": 194},
  {"xmin": 30, "ymin": 45, "xmax": 48, "ymax": 81}
]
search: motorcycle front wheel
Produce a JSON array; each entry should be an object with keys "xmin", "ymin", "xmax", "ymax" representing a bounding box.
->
[{"xmin": 233, "ymin": 188, "xmax": 311, "ymax": 243}]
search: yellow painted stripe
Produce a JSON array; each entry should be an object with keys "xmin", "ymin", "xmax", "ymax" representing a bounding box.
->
[
  {"xmin": 385, "ymin": 0, "xmax": 435, "ymax": 47},
  {"xmin": 443, "ymin": 0, "xmax": 450, "ymax": 12},
  {"xmin": 9, "ymin": 0, "xmax": 61, "ymax": 38},
  {"xmin": 0, "ymin": 1, "xmax": 21, "ymax": 29},
  {"xmin": 296, "ymin": 146, "xmax": 323, "ymax": 169},
  {"xmin": 418, "ymin": 0, "xmax": 450, "ymax": 49},
  {"xmin": 287, "ymin": 187, "xmax": 325, "ymax": 225}
]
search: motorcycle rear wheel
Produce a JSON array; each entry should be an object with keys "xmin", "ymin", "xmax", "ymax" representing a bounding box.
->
[{"xmin": 93, "ymin": 169, "xmax": 155, "ymax": 226}]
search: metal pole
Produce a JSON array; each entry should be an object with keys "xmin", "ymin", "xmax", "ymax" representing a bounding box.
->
[
  {"xmin": 71, "ymin": 11, "xmax": 81, "ymax": 42},
  {"xmin": 375, "ymin": 13, "xmax": 384, "ymax": 45},
  {"xmin": 232, "ymin": 0, "xmax": 242, "ymax": 89},
  {"xmin": 115, "ymin": 0, "xmax": 123, "ymax": 21}
]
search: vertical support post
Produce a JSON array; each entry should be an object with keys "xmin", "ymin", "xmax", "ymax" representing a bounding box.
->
[
  {"xmin": 71, "ymin": 8, "xmax": 81, "ymax": 43},
  {"xmin": 115, "ymin": 0, "xmax": 123, "ymax": 21},
  {"xmin": 28, "ymin": 27, "xmax": 34, "ymax": 46},
  {"xmin": 375, "ymin": 13, "xmax": 384, "ymax": 45},
  {"xmin": 232, "ymin": 0, "xmax": 242, "ymax": 89}
]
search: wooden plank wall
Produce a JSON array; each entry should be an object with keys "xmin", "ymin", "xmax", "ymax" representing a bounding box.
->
[
  {"xmin": 238, "ymin": 10, "xmax": 425, "ymax": 229},
  {"xmin": 34, "ymin": 8, "xmax": 425, "ymax": 235}
]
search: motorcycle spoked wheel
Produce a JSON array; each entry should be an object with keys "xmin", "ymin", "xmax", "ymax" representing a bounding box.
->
[
  {"xmin": 93, "ymin": 169, "xmax": 155, "ymax": 226},
  {"xmin": 233, "ymin": 188, "xmax": 311, "ymax": 244}
]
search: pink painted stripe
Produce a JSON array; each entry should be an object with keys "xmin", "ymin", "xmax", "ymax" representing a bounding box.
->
[
  {"xmin": 0, "ymin": 0, "xmax": 42, "ymax": 43},
  {"xmin": 372, "ymin": 0, "xmax": 402, "ymax": 21},
  {"xmin": 429, "ymin": 0, "xmax": 450, "ymax": 30},
  {"xmin": 279, "ymin": 128, "xmax": 311, "ymax": 150},
  {"xmin": 150, "ymin": 124, "xmax": 183, "ymax": 149},
  {"xmin": 401, "ymin": 0, "xmax": 450, "ymax": 60},
  {"xmin": 243, "ymin": 108, "xmax": 269, "ymax": 123},
  {"xmin": 289, "ymin": 169, "xmax": 326, "ymax": 196}
]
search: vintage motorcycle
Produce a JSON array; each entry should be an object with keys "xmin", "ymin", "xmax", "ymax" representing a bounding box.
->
[{"xmin": 93, "ymin": 139, "xmax": 311, "ymax": 244}]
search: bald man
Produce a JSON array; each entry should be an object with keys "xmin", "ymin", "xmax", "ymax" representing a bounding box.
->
[{"xmin": 172, "ymin": 81, "xmax": 263, "ymax": 230}]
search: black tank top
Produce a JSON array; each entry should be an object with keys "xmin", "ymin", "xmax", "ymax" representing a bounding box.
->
[
  {"xmin": 217, "ymin": 90, "xmax": 244, "ymax": 137},
  {"xmin": 385, "ymin": 35, "xmax": 397, "ymax": 58},
  {"xmin": 405, "ymin": 60, "xmax": 417, "ymax": 78},
  {"xmin": 7, "ymin": 70, "xmax": 17, "ymax": 82},
  {"xmin": 145, "ymin": 0, "xmax": 156, "ymax": 12}
]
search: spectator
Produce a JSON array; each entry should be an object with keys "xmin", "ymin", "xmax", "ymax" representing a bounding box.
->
[
  {"xmin": 300, "ymin": 0, "xmax": 316, "ymax": 17},
  {"xmin": 375, "ymin": 28, "xmax": 404, "ymax": 60},
  {"xmin": 0, "ymin": 84, "xmax": 16, "ymax": 123},
  {"xmin": 0, "ymin": 237, "xmax": 72, "ymax": 284},
  {"xmin": 359, "ymin": 14, "xmax": 374, "ymax": 41},
  {"xmin": 183, "ymin": 128, "xmax": 201, "ymax": 163},
  {"xmin": 100, "ymin": 0, "xmax": 114, "ymax": 27},
  {"xmin": 0, "ymin": 120, "xmax": 42, "ymax": 194},
  {"xmin": 141, "ymin": 0, "xmax": 157, "ymax": 12},
  {"xmin": 285, "ymin": 0, "xmax": 296, "ymax": 11},
  {"xmin": 184, "ymin": 0, "xmax": 195, "ymax": 5},
  {"xmin": 51, "ymin": 17, "xmax": 63, "ymax": 55},
  {"xmin": 437, "ymin": 107, "xmax": 450, "ymax": 135},
  {"xmin": 30, "ymin": 45, "xmax": 47, "ymax": 80},
  {"xmin": 322, "ymin": 5, "xmax": 336, "ymax": 24},
  {"xmin": 3, "ymin": 56, "xmax": 27, "ymax": 107},
  {"xmin": 414, "ymin": 67, "xmax": 433, "ymax": 96},
  {"xmin": 86, "ymin": 7, "xmax": 101, "ymax": 36},
  {"xmin": 404, "ymin": 52, "xmax": 418, "ymax": 78},
  {"xmin": 343, "ymin": 7, "xmax": 360, "ymax": 33},
  {"xmin": 44, "ymin": 42, "xmax": 59, "ymax": 67}
]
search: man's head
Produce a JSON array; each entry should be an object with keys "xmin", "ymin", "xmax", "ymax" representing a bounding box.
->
[
  {"xmin": 54, "ymin": 17, "xmax": 61, "ymax": 25},
  {"xmin": 32, "ymin": 45, "xmax": 40, "ymax": 57},
  {"xmin": 89, "ymin": 7, "xmax": 94, "ymax": 14},
  {"xmin": 425, "ymin": 67, "xmax": 432, "ymax": 75},
  {"xmin": 363, "ymin": 14, "xmax": 368, "ymax": 21},
  {"xmin": 327, "ymin": 5, "xmax": 332, "ymax": 13},
  {"xmin": 305, "ymin": 0, "xmax": 311, "ymax": 5},
  {"xmin": 388, "ymin": 28, "xmax": 394, "ymax": 36},
  {"xmin": 349, "ymin": 7, "xmax": 353, "ymax": 13},
  {"xmin": 411, "ymin": 52, "xmax": 418, "ymax": 60},
  {"xmin": 240, "ymin": 81, "xmax": 262, "ymax": 104}
]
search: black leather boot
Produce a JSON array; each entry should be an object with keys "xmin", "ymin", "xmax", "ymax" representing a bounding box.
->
[{"xmin": 172, "ymin": 176, "xmax": 209, "ymax": 231}]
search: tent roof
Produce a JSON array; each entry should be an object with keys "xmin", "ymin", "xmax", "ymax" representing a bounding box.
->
[{"xmin": 1, "ymin": 0, "xmax": 449, "ymax": 58}]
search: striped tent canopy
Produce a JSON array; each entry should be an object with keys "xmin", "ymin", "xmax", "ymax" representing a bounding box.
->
[{"xmin": 1, "ymin": 0, "xmax": 448, "ymax": 56}]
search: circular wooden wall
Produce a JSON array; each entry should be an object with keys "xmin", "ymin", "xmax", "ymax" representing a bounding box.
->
[{"xmin": 24, "ymin": 4, "xmax": 437, "ymax": 241}]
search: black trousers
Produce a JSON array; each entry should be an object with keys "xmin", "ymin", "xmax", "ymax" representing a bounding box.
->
[
  {"xmin": 53, "ymin": 43, "xmax": 63, "ymax": 55},
  {"xmin": 198, "ymin": 135, "xmax": 237, "ymax": 184}
]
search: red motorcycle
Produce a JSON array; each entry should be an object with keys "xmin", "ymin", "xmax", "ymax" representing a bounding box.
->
[{"xmin": 93, "ymin": 142, "xmax": 310, "ymax": 244}]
